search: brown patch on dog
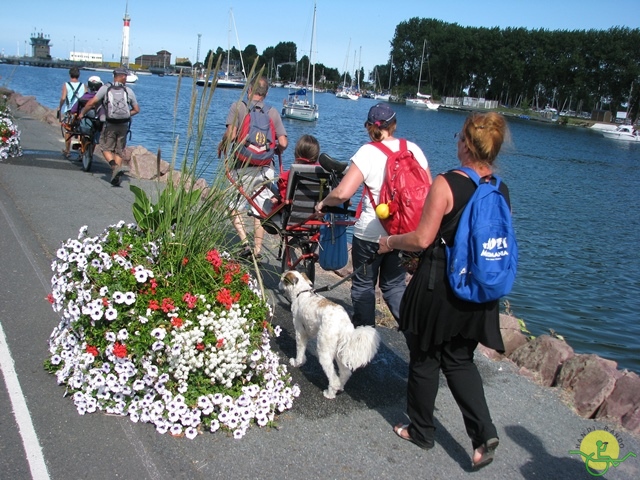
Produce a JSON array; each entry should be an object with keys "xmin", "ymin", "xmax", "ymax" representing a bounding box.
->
[
  {"xmin": 282, "ymin": 271, "xmax": 299, "ymax": 286},
  {"xmin": 316, "ymin": 297, "xmax": 336, "ymax": 309}
]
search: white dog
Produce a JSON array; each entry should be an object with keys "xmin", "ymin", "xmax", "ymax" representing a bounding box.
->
[{"xmin": 279, "ymin": 270, "xmax": 381, "ymax": 399}]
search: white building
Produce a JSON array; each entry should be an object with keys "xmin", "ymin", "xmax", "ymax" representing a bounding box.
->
[{"xmin": 70, "ymin": 51, "xmax": 103, "ymax": 62}]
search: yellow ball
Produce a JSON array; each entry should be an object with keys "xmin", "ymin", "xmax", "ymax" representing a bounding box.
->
[{"xmin": 376, "ymin": 203, "xmax": 390, "ymax": 220}]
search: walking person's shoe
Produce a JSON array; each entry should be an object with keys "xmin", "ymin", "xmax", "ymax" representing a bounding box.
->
[{"xmin": 110, "ymin": 165, "xmax": 129, "ymax": 187}]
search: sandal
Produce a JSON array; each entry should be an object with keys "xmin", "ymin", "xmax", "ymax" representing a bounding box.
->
[
  {"xmin": 61, "ymin": 150, "xmax": 71, "ymax": 159},
  {"xmin": 472, "ymin": 437, "xmax": 499, "ymax": 470},
  {"xmin": 393, "ymin": 423, "xmax": 433, "ymax": 450}
]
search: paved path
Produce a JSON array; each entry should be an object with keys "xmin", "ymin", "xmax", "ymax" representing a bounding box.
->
[{"xmin": 0, "ymin": 113, "xmax": 638, "ymax": 479}]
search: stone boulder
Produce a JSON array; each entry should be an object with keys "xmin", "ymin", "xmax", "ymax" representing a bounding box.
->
[
  {"xmin": 556, "ymin": 354, "xmax": 621, "ymax": 418},
  {"xmin": 509, "ymin": 335, "xmax": 575, "ymax": 386},
  {"xmin": 499, "ymin": 313, "xmax": 528, "ymax": 356},
  {"xmin": 127, "ymin": 146, "xmax": 171, "ymax": 180},
  {"xmin": 596, "ymin": 371, "xmax": 640, "ymax": 434}
]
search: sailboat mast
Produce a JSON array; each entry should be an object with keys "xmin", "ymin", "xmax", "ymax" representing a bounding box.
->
[
  {"xmin": 230, "ymin": 9, "xmax": 246, "ymax": 80},
  {"xmin": 311, "ymin": 2, "xmax": 316, "ymax": 105},
  {"xmin": 388, "ymin": 55, "xmax": 393, "ymax": 91},
  {"xmin": 417, "ymin": 39, "xmax": 426, "ymax": 95}
]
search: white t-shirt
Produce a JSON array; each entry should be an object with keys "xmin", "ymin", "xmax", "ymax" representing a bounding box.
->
[{"xmin": 351, "ymin": 138, "xmax": 429, "ymax": 242}]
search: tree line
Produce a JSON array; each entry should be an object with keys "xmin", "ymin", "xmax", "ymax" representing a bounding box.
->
[{"xmin": 199, "ymin": 18, "xmax": 640, "ymax": 121}]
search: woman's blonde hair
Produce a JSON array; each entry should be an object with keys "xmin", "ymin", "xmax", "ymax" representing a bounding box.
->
[{"xmin": 460, "ymin": 112, "xmax": 509, "ymax": 165}]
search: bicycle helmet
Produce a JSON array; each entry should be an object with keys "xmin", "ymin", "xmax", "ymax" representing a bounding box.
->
[{"xmin": 88, "ymin": 76, "xmax": 103, "ymax": 92}]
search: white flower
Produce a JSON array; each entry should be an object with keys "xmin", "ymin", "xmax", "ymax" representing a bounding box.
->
[
  {"xmin": 105, "ymin": 308, "xmax": 118, "ymax": 321},
  {"xmin": 151, "ymin": 328, "xmax": 166, "ymax": 340},
  {"xmin": 185, "ymin": 427, "xmax": 198, "ymax": 440},
  {"xmin": 113, "ymin": 291, "xmax": 125, "ymax": 304},
  {"xmin": 124, "ymin": 292, "xmax": 136, "ymax": 305},
  {"xmin": 117, "ymin": 329, "xmax": 129, "ymax": 340}
]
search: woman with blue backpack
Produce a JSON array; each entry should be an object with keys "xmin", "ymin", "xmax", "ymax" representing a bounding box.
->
[{"xmin": 377, "ymin": 112, "xmax": 516, "ymax": 471}]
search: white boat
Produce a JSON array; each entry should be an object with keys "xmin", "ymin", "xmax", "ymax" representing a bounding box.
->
[
  {"xmin": 374, "ymin": 56, "xmax": 393, "ymax": 102},
  {"xmin": 336, "ymin": 89, "xmax": 359, "ymax": 101},
  {"xmin": 199, "ymin": 9, "xmax": 246, "ymax": 89},
  {"xmin": 336, "ymin": 39, "xmax": 359, "ymax": 101},
  {"xmin": 405, "ymin": 40, "xmax": 439, "ymax": 111},
  {"xmin": 126, "ymin": 72, "xmax": 138, "ymax": 84},
  {"xmin": 282, "ymin": 3, "xmax": 319, "ymax": 121},
  {"xmin": 601, "ymin": 124, "xmax": 640, "ymax": 142}
]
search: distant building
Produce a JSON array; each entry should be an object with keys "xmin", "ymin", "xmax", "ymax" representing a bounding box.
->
[
  {"xmin": 135, "ymin": 50, "xmax": 172, "ymax": 68},
  {"xmin": 70, "ymin": 51, "xmax": 103, "ymax": 63},
  {"xmin": 30, "ymin": 32, "xmax": 51, "ymax": 59}
]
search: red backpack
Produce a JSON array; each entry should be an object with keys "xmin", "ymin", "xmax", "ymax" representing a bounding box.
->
[
  {"xmin": 364, "ymin": 139, "xmax": 431, "ymax": 235},
  {"xmin": 235, "ymin": 103, "xmax": 277, "ymax": 167}
]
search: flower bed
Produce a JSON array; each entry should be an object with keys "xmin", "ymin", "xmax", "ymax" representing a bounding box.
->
[
  {"xmin": 45, "ymin": 221, "xmax": 298, "ymax": 439},
  {"xmin": 0, "ymin": 98, "xmax": 22, "ymax": 159}
]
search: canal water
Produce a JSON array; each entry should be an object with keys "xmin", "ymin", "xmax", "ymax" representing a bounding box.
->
[{"xmin": 2, "ymin": 64, "xmax": 639, "ymax": 373}]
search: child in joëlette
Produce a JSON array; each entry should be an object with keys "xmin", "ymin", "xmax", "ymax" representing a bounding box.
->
[{"xmin": 274, "ymin": 134, "xmax": 321, "ymax": 203}]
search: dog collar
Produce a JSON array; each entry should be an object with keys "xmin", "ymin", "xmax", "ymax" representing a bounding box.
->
[{"xmin": 296, "ymin": 289, "xmax": 314, "ymax": 298}]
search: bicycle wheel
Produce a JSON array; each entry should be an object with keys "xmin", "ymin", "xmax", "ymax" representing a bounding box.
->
[
  {"xmin": 280, "ymin": 238, "xmax": 316, "ymax": 284},
  {"xmin": 81, "ymin": 138, "xmax": 92, "ymax": 172}
]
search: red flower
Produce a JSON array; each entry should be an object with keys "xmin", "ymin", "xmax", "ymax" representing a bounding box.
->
[
  {"xmin": 161, "ymin": 297, "xmax": 175, "ymax": 313},
  {"xmin": 206, "ymin": 249, "xmax": 223, "ymax": 272},
  {"xmin": 102, "ymin": 297, "xmax": 110, "ymax": 307},
  {"xmin": 225, "ymin": 261, "xmax": 242, "ymax": 275},
  {"xmin": 113, "ymin": 342, "xmax": 127, "ymax": 358},
  {"xmin": 182, "ymin": 292, "xmax": 198, "ymax": 309},
  {"xmin": 117, "ymin": 249, "xmax": 129, "ymax": 257},
  {"xmin": 223, "ymin": 272, "xmax": 233, "ymax": 285},
  {"xmin": 216, "ymin": 288, "xmax": 235, "ymax": 310},
  {"xmin": 196, "ymin": 343, "xmax": 205, "ymax": 351},
  {"xmin": 241, "ymin": 273, "xmax": 250, "ymax": 284},
  {"xmin": 86, "ymin": 345, "xmax": 99, "ymax": 356},
  {"xmin": 148, "ymin": 299, "xmax": 160, "ymax": 311},
  {"xmin": 171, "ymin": 317, "xmax": 184, "ymax": 328},
  {"xmin": 182, "ymin": 257, "xmax": 189, "ymax": 266},
  {"xmin": 46, "ymin": 293, "xmax": 54, "ymax": 304},
  {"xmin": 216, "ymin": 338, "xmax": 225, "ymax": 349}
]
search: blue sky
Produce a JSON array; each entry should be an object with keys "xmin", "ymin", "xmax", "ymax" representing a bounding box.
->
[{"xmin": 2, "ymin": 0, "xmax": 639, "ymax": 73}]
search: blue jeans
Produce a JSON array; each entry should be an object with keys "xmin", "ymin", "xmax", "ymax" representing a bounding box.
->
[{"xmin": 351, "ymin": 236, "xmax": 406, "ymax": 327}]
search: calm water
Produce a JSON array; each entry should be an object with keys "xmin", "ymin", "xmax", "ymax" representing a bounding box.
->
[{"xmin": 2, "ymin": 64, "xmax": 640, "ymax": 373}]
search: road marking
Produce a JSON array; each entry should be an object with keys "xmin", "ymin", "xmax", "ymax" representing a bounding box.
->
[{"xmin": 0, "ymin": 322, "xmax": 50, "ymax": 479}]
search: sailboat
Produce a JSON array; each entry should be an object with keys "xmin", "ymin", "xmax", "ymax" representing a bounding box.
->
[
  {"xmin": 405, "ymin": 40, "xmax": 438, "ymax": 110},
  {"xmin": 336, "ymin": 39, "xmax": 359, "ymax": 100},
  {"xmin": 374, "ymin": 55, "xmax": 393, "ymax": 101},
  {"xmin": 282, "ymin": 2, "xmax": 319, "ymax": 121},
  {"xmin": 197, "ymin": 9, "xmax": 246, "ymax": 88}
]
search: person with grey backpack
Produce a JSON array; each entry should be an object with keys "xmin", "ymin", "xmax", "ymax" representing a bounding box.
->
[{"xmin": 78, "ymin": 67, "xmax": 139, "ymax": 186}]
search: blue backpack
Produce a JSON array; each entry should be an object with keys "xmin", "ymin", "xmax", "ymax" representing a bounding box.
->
[{"xmin": 445, "ymin": 167, "xmax": 517, "ymax": 303}]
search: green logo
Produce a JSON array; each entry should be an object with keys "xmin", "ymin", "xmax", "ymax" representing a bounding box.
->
[{"xmin": 569, "ymin": 428, "xmax": 636, "ymax": 476}]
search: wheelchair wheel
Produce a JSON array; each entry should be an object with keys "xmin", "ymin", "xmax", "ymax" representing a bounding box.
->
[
  {"xmin": 81, "ymin": 138, "xmax": 93, "ymax": 172},
  {"xmin": 280, "ymin": 238, "xmax": 317, "ymax": 284}
]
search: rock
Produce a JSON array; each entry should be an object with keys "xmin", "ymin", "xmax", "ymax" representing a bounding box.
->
[
  {"xmin": 128, "ymin": 145, "xmax": 171, "ymax": 180},
  {"xmin": 556, "ymin": 354, "xmax": 621, "ymax": 418},
  {"xmin": 499, "ymin": 313, "xmax": 528, "ymax": 356},
  {"xmin": 509, "ymin": 335, "xmax": 574, "ymax": 387},
  {"xmin": 596, "ymin": 371, "xmax": 640, "ymax": 434}
]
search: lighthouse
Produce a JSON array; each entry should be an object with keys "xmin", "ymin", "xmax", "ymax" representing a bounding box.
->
[{"xmin": 120, "ymin": 1, "xmax": 131, "ymax": 67}]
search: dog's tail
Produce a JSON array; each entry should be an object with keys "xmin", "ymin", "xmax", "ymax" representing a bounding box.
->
[{"xmin": 337, "ymin": 326, "xmax": 381, "ymax": 371}]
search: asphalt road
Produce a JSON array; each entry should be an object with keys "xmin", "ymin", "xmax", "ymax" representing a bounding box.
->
[{"xmin": 0, "ymin": 113, "xmax": 638, "ymax": 479}]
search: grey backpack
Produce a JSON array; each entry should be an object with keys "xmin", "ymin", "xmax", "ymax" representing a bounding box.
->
[{"xmin": 104, "ymin": 84, "xmax": 131, "ymax": 123}]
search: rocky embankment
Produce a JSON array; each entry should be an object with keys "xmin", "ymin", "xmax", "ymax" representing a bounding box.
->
[{"xmin": 4, "ymin": 87, "xmax": 639, "ymax": 436}]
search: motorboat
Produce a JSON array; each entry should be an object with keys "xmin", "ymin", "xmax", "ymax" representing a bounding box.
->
[{"xmin": 601, "ymin": 124, "xmax": 640, "ymax": 142}]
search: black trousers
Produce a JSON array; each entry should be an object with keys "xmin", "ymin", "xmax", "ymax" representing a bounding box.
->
[{"xmin": 405, "ymin": 333, "xmax": 498, "ymax": 450}]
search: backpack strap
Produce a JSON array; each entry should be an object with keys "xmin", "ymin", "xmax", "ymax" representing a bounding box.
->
[
  {"xmin": 66, "ymin": 82, "xmax": 83, "ymax": 106},
  {"xmin": 369, "ymin": 138, "xmax": 408, "ymax": 157}
]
